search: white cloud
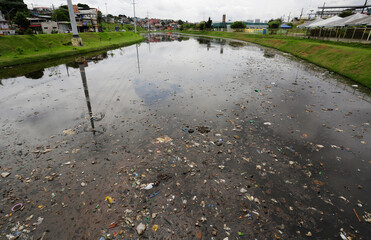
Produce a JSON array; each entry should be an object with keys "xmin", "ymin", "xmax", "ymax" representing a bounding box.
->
[{"xmin": 24, "ymin": 0, "xmax": 364, "ymax": 22}]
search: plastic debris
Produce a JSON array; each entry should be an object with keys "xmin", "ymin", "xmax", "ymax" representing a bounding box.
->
[
  {"xmin": 144, "ymin": 183, "xmax": 154, "ymax": 190},
  {"xmin": 11, "ymin": 203, "xmax": 23, "ymax": 212},
  {"xmin": 63, "ymin": 129, "xmax": 75, "ymax": 135},
  {"xmin": 136, "ymin": 223, "xmax": 146, "ymax": 235},
  {"xmin": 153, "ymin": 135, "xmax": 172, "ymax": 144},
  {"xmin": 152, "ymin": 224, "xmax": 158, "ymax": 231},
  {"xmin": 105, "ymin": 196, "xmax": 114, "ymax": 204},
  {"xmin": 1, "ymin": 172, "xmax": 11, "ymax": 178}
]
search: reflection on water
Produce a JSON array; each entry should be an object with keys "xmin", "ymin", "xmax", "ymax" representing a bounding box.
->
[
  {"xmin": 24, "ymin": 70, "xmax": 44, "ymax": 79},
  {"xmin": 0, "ymin": 33, "xmax": 370, "ymax": 144},
  {"xmin": 145, "ymin": 33, "xmax": 189, "ymax": 43}
]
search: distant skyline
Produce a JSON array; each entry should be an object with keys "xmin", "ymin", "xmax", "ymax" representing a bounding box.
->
[{"xmin": 24, "ymin": 0, "xmax": 364, "ymax": 22}]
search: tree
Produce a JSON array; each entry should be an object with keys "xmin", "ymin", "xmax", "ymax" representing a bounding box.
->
[
  {"xmin": 14, "ymin": 11, "xmax": 29, "ymax": 28},
  {"xmin": 77, "ymin": 3, "xmax": 90, "ymax": 10},
  {"xmin": 339, "ymin": 10, "xmax": 354, "ymax": 18},
  {"xmin": 205, "ymin": 17, "xmax": 212, "ymax": 29},
  {"xmin": 177, "ymin": 19, "xmax": 184, "ymax": 25},
  {"xmin": 231, "ymin": 21, "xmax": 246, "ymax": 29},
  {"xmin": 52, "ymin": 7, "xmax": 70, "ymax": 22},
  {"xmin": 198, "ymin": 21, "xmax": 205, "ymax": 30},
  {"xmin": 268, "ymin": 19, "xmax": 282, "ymax": 29},
  {"xmin": 0, "ymin": 0, "xmax": 28, "ymax": 20}
]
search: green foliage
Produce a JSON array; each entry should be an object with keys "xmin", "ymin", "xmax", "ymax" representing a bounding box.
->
[
  {"xmin": 52, "ymin": 7, "xmax": 70, "ymax": 22},
  {"xmin": 0, "ymin": 0, "xmax": 28, "ymax": 19},
  {"xmin": 0, "ymin": 32, "xmax": 144, "ymax": 70},
  {"xmin": 205, "ymin": 17, "xmax": 213, "ymax": 29},
  {"xmin": 14, "ymin": 11, "xmax": 29, "ymax": 28},
  {"xmin": 47, "ymin": 41, "xmax": 54, "ymax": 50},
  {"xmin": 177, "ymin": 19, "xmax": 184, "ymax": 25},
  {"xmin": 196, "ymin": 22, "xmax": 206, "ymax": 30},
  {"xmin": 77, "ymin": 3, "xmax": 90, "ymax": 10},
  {"xmin": 15, "ymin": 47, "xmax": 24, "ymax": 55},
  {"xmin": 231, "ymin": 21, "xmax": 246, "ymax": 29},
  {"xmin": 339, "ymin": 10, "xmax": 354, "ymax": 18},
  {"xmin": 268, "ymin": 19, "xmax": 282, "ymax": 29}
]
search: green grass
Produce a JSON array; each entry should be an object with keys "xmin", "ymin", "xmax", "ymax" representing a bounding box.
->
[
  {"xmin": 0, "ymin": 32, "xmax": 144, "ymax": 68},
  {"xmin": 181, "ymin": 31, "xmax": 371, "ymax": 88}
]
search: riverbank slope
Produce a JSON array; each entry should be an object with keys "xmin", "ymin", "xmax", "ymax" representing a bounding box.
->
[
  {"xmin": 182, "ymin": 31, "xmax": 371, "ymax": 88},
  {"xmin": 0, "ymin": 32, "xmax": 144, "ymax": 68}
]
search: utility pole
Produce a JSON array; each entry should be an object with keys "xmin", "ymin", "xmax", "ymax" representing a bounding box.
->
[
  {"xmin": 67, "ymin": 0, "xmax": 82, "ymax": 46},
  {"xmin": 132, "ymin": 0, "xmax": 137, "ymax": 33},
  {"xmin": 105, "ymin": 3, "xmax": 108, "ymax": 16},
  {"xmin": 287, "ymin": 12, "xmax": 291, "ymax": 22},
  {"xmin": 299, "ymin": 8, "xmax": 303, "ymax": 20},
  {"xmin": 321, "ymin": 2, "xmax": 325, "ymax": 18},
  {"xmin": 362, "ymin": 0, "xmax": 368, "ymax": 13}
]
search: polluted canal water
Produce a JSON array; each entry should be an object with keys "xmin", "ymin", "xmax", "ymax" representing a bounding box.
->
[{"xmin": 0, "ymin": 33, "xmax": 370, "ymax": 239}]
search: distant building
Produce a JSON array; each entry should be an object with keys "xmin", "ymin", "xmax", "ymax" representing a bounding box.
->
[
  {"xmin": 255, "ymin": 19, "xmax": 261, "ymax": 23},
  {"xmin": 31, "ymin": 7, "xmax": 52, "ymax": 16},
  {"xmin": 41, "ymin": 22, "xmax": 59, "ymax": 34},
  {"xmin": 213, "ymin": 22, "xmax": 268, "ymax": 31},
  {"xmin": 246, "ymin": 19, "xmax": 254, "ymax": 23},
  {"xmin": 0, "ymin": 10, "xmax": 15, "ymax": 35},
  {"xmin": 73, "ymin": 6, "xmax": 99, "ymax": 32}
]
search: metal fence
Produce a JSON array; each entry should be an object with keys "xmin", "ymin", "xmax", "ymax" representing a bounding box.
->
[{"xmin": 264, "ymin": 27, "xmax": 371, "ymax": 42}]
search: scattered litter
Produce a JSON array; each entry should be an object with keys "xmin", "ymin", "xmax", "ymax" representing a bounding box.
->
[
  {"xmin": 136, "ymin": 223, "xmax": 146, "ymax": 235},
  {"xmin": 153, "ymin": 135, "xmax": 172, "ymax": 144},
  {"xmin": 63, "ymin": 129, "xmax": 75, "ymax": 135},
  {"xmin": 1, "ymin": 172, "xmax": 11, "ymax": 178},
  {"xmin": 144, "ymin": 183, "xmax": 154, "ymax": 190},
  {"xmin": 11, "ymin": 203, "xmax": 23, "ymax": 212},
  {"xmin": 105, "ymin": 196, "xmax": 114, "ymax": 204}
]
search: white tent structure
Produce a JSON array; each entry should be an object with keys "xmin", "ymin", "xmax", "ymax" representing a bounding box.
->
[
  {"xmin": 324, "ymin": 13, "xmax": 369, "ymax": 27},
  {"xmin": 308, "ymin": 16, "xmax": 342, "ymax": 28},
  {"xmin": 297, "ymin": 18, "xmax": 324, "ymax": 29},
  {"xmin": 345, "ymin": 15, "xmax": 371, "ymax": 26}
]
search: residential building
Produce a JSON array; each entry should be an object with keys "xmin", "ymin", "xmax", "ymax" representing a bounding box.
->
[
  {"xmin": 74, "ymin": 6, "xmax": 99, "ymax": 32},
  {"xmin": 0, "ymin": 10, "xmax": 15, "ymax": 35}
]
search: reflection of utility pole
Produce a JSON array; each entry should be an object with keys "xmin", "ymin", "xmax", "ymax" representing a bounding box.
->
[
  {"xmin": 67, "ymin": 0, "xmax": 83, "ymax": 46},
  {"xmin": 77, "ymin": 59, "xmax": 96, "ymax": 136},
  {"xmin": 147, "ymin": 11, "xmax": 150, "ymax": 32},
  {"xmin": 136, "ymin": 44, "xmax": 141, "ymax": 73},
  {"xmin": 132, "ymin": 0, "xmax": 137, "ymax": 33}
]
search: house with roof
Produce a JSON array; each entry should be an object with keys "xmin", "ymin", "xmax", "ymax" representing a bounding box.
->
[
  {"xmin": 73, "ymin": 6, "xmax": 99, "ymax": 32},
  {"xmin": 0, "ymin": 10, "xmax": 15, "ymax": 35}
]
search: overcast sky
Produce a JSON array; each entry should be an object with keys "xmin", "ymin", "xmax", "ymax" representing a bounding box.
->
[{"xmin": 24, "ymin": 0, "xmax": 363, "ymax": 22}]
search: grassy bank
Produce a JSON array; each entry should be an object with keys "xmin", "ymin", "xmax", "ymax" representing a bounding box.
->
[
  {"xmin": 0, "ymin": 32, "xmax": 144, "ymax": 68},
  {"xmin": 182, "ymin": 31, "xmax": 371, "ymax": 88}
]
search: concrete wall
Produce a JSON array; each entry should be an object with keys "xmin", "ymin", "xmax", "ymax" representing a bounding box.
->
[{"xmin": 41, "ymin": 22, "xmax": 59, "ymax": 34}]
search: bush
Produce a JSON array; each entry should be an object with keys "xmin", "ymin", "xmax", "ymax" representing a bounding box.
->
[
  {"xmin": 16, "ymin": 47, "xmax": 24, "ymax": 55},
  {"xmin": 231, "ymin": 21, "xmax": 246, "ymax": 30}
]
